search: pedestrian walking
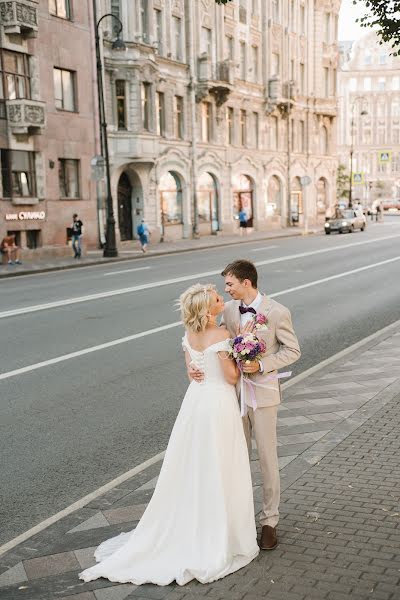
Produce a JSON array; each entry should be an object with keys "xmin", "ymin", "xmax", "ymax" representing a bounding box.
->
[
  {"xmin": 238, "ymin": 208, "xmax": 248, "ymax": 236},
  {"xmin": 0, "ymin": 234, "xmax": 22, "ymax": 265},
  {"xmin": 136, "ymin": 219, "xmax": 150, "ymax": 252},
  {"xmin": 71, "ymin": 214, "xmax": 83, "ymax": 258},
  {"xmin": 376, "ymin": 202, "xmax": 382, "ymax": 222}
]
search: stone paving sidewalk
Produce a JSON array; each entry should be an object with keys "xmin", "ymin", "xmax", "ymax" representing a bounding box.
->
[
  {"xmin": 0, "ymin": 226, "xmax": 318, "ymax": 278},
  {"xmin": 1, "ymin": 322, "xmax": 400, "ymax": 600}
]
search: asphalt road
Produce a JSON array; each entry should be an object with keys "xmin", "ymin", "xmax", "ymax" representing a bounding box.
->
[{"xmin": 1, "ymin": 217, "xmax": 400, "ymax": 545}]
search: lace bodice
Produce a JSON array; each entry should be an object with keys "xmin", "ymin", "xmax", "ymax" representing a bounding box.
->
[{"xmin": 182, "ymin": 335, "xmax": 231, "ymax": 386}]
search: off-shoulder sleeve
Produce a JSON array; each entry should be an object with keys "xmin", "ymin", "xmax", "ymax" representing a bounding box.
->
[
  {"xmin": 213, "ymin": 339, "xmax": 231, "ymax": 353},
  {"xmin": 182, "ymin": 335, "xmax": 189, "ymax": 352}
]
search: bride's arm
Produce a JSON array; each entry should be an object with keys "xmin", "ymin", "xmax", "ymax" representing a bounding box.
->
[{"xmin": 218, "ymin": 351, "xmax": 239, "ymax": 385}]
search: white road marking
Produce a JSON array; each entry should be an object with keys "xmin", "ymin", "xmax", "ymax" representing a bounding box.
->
[
  {"xmin": 2, "ymin": 316, "xmax": 400, "ymax": 557},
  {"xmin": 0, "ymin": 322, "xmax": 181, "ymax": 382},
  {"xmin": 103, "ymin": 266, "xmax": 151, "ymax": 277},
  {"xmin": 0, "ymin": 234, "xmax": 399, "ymax": 320},
  {"xmin": 1, "ymin": 254, "xmax": 400, "ymax": 382},
  {"xmin": 251, "ymin": 245, "xmax": 279, "ymax": 252}
]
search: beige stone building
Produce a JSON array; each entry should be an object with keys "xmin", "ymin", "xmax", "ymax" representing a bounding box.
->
[
  {"xmin": 338, "ymin": 32, "xmax": 400, "ymax": 206},
  {"xmin": 98, "ymin": 0, "xmax": 340, "ymax": 243},
  {"xmin": 0, "ymin": 0, "xmax": 99, "ymax": 256}
]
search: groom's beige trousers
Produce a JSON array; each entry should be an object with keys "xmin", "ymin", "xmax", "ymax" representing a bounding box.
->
[{"xmin": 242, "ymin": 405, "xmax": 280, "ymax": 529}]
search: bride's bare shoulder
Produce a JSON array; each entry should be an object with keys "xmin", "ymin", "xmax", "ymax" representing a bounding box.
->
[{"xmin": 212, "ymin": 327, "xmax": 231, "ymax": 342}]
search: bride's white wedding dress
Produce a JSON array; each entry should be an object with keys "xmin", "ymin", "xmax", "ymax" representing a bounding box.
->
[{"xmin": 79, "ymin": 336, "xmax": 258, "ymax": 586}]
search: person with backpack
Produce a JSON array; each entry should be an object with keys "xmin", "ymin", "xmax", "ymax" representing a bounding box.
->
[{"xmin": 136, "ymin": 219, "xmax": 150, "ymax": 253}]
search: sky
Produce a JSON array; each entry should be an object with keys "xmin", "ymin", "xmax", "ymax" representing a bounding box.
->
[{"xmin": 338, "ymin": 0, "xmax": 368, "ymax": 41}]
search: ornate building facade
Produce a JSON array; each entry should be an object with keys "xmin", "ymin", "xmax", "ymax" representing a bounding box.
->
[
  {"xmin": 99, "ymin": 0, "xmax": 340, "ymax": 242},
  {"xmin": 0, "ymin": 0, "xmax": 98, "ymax": 255},
  {"xmin": 338, "ymin": 32, "xmax": 400, "ymax": 206}
]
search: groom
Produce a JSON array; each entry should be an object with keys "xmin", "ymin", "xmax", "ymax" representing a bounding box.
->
[{"xmin": 191, "ymin": 259, "xmax": 300, "ymax": 550}]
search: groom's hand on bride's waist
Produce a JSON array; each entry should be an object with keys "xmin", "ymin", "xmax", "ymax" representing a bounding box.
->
[{"xmin": 188, "ymin": 363, "xmax": 204, "ymax": 382}]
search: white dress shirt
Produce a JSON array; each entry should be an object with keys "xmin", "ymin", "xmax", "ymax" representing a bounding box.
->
[{"xmin": 239, "ymin": 292, "xmax": 263, "ymax": 327}]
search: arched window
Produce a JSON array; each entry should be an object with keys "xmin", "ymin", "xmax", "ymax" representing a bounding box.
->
[
  {"xmin": 159, "ymin": 172, "xmax": 183, "ymax": 225},
  {"xmin": 267, "ymin": 175, "xmax": 282, "ymax": 216}
]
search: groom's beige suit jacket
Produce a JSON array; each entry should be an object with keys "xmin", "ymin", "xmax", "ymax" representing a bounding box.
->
[{"xmin": 223, "ymin": 295, "xmax": 301, "ymax": 408}]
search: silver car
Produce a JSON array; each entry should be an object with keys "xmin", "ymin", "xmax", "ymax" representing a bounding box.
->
[{"xmin": 324, "ymin": 209, "xmax": 366, "ymax": 235}]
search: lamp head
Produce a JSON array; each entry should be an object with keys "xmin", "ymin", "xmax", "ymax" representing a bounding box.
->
[{"xmin": 112, "ymin": 36, "xmax": 126, "ymax": 51}]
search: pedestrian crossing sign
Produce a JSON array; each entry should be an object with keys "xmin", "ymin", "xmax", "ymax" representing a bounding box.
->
[
  {"xmin": 352, "ymin": 172, "xmax": 364, "ymax": 184},
  {"xmin": 378, "ymin": 151, "xmax": 392, "ymax": 163}
]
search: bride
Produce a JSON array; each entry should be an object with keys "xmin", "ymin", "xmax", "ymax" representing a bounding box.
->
[{"xmin": 79, "ymin": 283, "xmax": 258, "ymax": 587}]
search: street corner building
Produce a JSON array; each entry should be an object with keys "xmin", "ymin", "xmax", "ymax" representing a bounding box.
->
[
  {"xmin": 0, "ymin": 0, "xmax": 99, "ymax": 258},
  {"xmin": 0, "ymin": 0, "xmax": 340, "ymax": 255},
  {"xmin": 338, "ymin": 31, "xmax": 400, "ymax": 208}
]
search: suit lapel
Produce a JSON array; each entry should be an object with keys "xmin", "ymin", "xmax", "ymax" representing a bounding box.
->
[{"xmin": 259, "ymin": 294, "xmax": 273, "ymax": 318}]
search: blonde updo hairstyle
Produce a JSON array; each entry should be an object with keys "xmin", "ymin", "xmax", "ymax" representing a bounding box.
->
[{"xmin": 179, "ymin": 283, "xmax": 216, "ymax": 332}]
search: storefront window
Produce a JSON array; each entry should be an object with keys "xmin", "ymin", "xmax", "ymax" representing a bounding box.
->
[
  {"xmin": 197, "ymin": 172, "xmax": 219, "ymax": 231},
  {"xmin": 1, "ymin": 149, "xmax": 36, "ymax": 198},
  {"xmin": 232, "ymin": 173, "xmax": 253, "ymax": 225},
  {"xmin": 159, "ymin": 171, "xmax": 183, "ymax": 225}
]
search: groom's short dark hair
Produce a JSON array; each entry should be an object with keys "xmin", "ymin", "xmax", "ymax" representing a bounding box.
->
[{"xmin": 221, "ymin": 260, "xmax": 258, "ymax": 288}]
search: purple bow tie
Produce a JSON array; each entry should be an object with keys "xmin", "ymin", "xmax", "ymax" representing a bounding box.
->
[{"xmin": 239, "ymin": 306, "xmax": 256, "ymax": 315}]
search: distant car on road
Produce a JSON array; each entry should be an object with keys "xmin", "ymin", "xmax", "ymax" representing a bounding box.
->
[
  {"xmin": 382, "ymin": 199, "xmax": 400, "ymax": 213},
  {"xmin": 324, "ymin": 209, "xmax": 366, "ymax": 234}
]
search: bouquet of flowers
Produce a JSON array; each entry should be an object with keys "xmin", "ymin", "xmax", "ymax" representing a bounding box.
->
[{"xmin": 229, "ymin": 333, "xmax": 266, "ymax": 365}]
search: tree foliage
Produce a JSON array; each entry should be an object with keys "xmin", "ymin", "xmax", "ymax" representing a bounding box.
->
[
  {"xmin": 337, "ymin": 164, "xmax": 350, "ymax": 200},
  {"xmin": 356, "ymin": 1, "xmax": 400, "ymax": 54}
]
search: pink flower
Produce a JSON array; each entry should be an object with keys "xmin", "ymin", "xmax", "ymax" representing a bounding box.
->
[{"xmin": 255, "ymin": 313, "xmax": 267, "ymax": 325}]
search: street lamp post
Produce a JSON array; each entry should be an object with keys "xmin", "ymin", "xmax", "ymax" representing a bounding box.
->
[
  {"xmin": 94, "ymin": 10, "xmax": 126, "ymax": 258},
  {"xmin": 348, "ymin": 98, "xmax": 367, "ymax": 208}
]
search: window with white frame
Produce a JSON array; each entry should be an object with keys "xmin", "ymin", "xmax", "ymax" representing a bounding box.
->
[
  {"xmin": 53, "ymin": 68, "xmax": 76, "ymax": 111},
  {"xmin": 225, "ymin": 35, "xmax": 234, "ymax": 61},
  {"xmin": 141, "ymin": 82, "xmax": 151, "ymax": 131},
  {"xmin": 173, "ymin": 95, "xmax": 184, "ymax": 138},
  {"xmin": 252, "ymin": 46, "xmax": 259, "ymax": 82},
  {"xmin": 140, "ymin": 0, "xmax": 149, "ymax": 43},
  {"xmin": 58, "ymin": 159, "xmax": 80, "ymax": 198},
  {"xmin": 226, "ymin": 106, "xmax": 234, "ymax": 144},
  {"xmin": 300, "ymin": 4, "xmax": 306, "ymax": 35},
  {"xmin": 323, "ymin": 67, "xmax": 329, "ymax": 97},
  {"xmin": 324, "ymin": 13, "xmax": 330, "ymax": 42},
  {"xmin": 115, "ymin": 80, "xmax": 127, "ymax": 130},
  {"xmin": 156, "ymin": 91, "xmax": 165, "ymax": 136},
  {"xmin": 239, "ymin": 41, "xmax": 246, "ymax": 80},
  {"xmin": 172, "ymin": 16, "xmax": 183, "ymax": 61},
  {"xmin": 49, "ymin": 0, "xmax": 71, "ymax": 20},
  {"xmin": 364, "ymin": 77, "xmax": 371, "ymax": 91},
  {"xmin": 240, "ymin": 109, "xmax": 246, "ymax": 145},
  {"xmin": 201, "ymin": 27, "xmax": 212, "ymax": 57},
  {"xmin": 272, "ymin": 0, "xmax": 280, "ymax": 23},
  {"xmin": 271, "ymin": 53, "xmax": 280, "ymax": 77},
  {"xmin": 154, "ymin": 9, "xmax": 163, "ymax": 55},
  {"xmin": 201, "ymin": 102, "xmax": 212, "ymax": 142}
]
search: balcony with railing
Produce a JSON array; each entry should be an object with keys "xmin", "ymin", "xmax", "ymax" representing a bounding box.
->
[
  {"xmin": 6, "ymin": 98, "xmax": 46, "ymax": 135},
  {"xmin": 196, "ymin": 56, "xmax": 234, "ymax": 105},
  {"xmin": 0, "ymin": 0, "xmax": 39, "ymax": 38}
]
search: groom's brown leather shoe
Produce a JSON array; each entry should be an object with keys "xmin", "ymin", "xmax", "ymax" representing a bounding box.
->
[{"xmin": 260, "ymin": 525, "xmax": 278, "ymax": 550}]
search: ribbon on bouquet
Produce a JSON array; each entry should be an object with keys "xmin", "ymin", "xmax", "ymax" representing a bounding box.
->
[{"xmin": 239, "ymin": 366, "xmax": 292, "ymax": 417}]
